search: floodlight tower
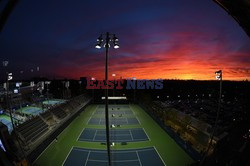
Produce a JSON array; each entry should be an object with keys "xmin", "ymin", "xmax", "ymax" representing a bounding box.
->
[
  {"xmin": 132, "ymin": 77, "xmax": 136, "ymax": 103},
  {"xmin": 5, "ymin": 73, "xmax": 26, "ymax": 159},
  {"xmin": 91, "ymin": 77, "xmax": 95, "ymax": 103},
  {"xmin": 201, "ymin": 70, "xmax": 222, "ymax": 165},
  {"xmin": 2, "ymin": 61, "xmax": 15, "ymax": 128},
  {"xmin": 16, "ymin": 82, "xmax": 23, "ymax": 113},
  {"xmin": 95, "ymin": 32, "xmax": 119, "ymax": 166},
  {"xmin": 112, "ymin": 74, "xmax": 116, "ymax": 97},
  {"xmin": 45, "ymin": 81, "xmax": 51, "ymax": 105}
]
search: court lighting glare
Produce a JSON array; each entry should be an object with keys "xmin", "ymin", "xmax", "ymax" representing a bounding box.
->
[
  {"xmin": 13, "ymin": 89, "xmax": 18, "ymax": 94},
  {"xmin": 2, "ymin": 61, "xmax": 8, "ymax": 67},
  {"xmin": 95, "ymin": 43, "xmax": 102, "ymax": 49},
  {"xmin": 45, "ymin": 81, "xmax": 51, "ymax": 85},
  {"xmin": 16, "ymin": 82, "xmax": 22, "ymax": 87},
  {"xmin": 114, "ymin": 44, "xmax": 119, "ymax": 49}
]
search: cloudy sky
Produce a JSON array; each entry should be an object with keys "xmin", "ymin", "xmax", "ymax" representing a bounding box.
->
[{"xmin": 0, "ymin": 0, "xmax": 249, "ymax": 80}]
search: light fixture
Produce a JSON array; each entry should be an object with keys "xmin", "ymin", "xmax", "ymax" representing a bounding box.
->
[
  {"xmin": 97, "ymin": 35, "xmax": 103, "ymax": 42},
  {"xmin": 114, "ymin": 43, "xmax": 119, "ymax": 49},
  {"xmin": 95, "ymin": 35, "xmax": 103, "ymax": 49},
  {"xmin": 113, "ymin": 34, "xmax": 119, "ymax": 49},
  {"xmin": 95, "ymin": 43, "xmax": 102, "ymax": 49},
  {"xmin": 8, "ymin": 73, "xmax": 13, "ymax": 81},
  {"xmin": 215, "ymin": 70, "xmax": 222, "ymax": 80},
  {"xmin": 113, "ymin": 35, "xmax": 118, "ymax": 41},
  {"xmin": 16, "ymin": 82, "xmax": 22, "ymax": 87},
  {"xmin": 103, "ymin": 43, "xmax": 110, "ymax": 48}
]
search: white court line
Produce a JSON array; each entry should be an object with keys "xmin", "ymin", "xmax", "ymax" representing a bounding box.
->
[
  {"xmin": 78, "ymin": 138, "xmax": 94, "ymax": 142},
  {"xmin": 142, "ymin": 128, "xmax": 151, "ymax": 141},
  {"xmin": 153, "ymin": 146, "xmax": 167, "ymax": 166},
  {"xmin": 129, "ymin": 129, "xmax": 134, "ymax": 141},
  {"xmin": 86, "ymin": 106, "xmax": 98, "ymax": 124},
  {"xmin": 34, "ymin": 102, "xmax": 94, "ymax": 163},
  {"xmin": 91, "ymin": 105, "xmax": 98, "ymax": 116},
  {"xmin": 128, "ymin": 104, "xmax": 134, "ymax": 114},
  {"xmin": 92, "ymin": 130, "xmax": 98, "ymax": 141},
  {"xmin": 87, "ymin": 159, "xmax": 138, "ymax": 162},
  {"xmin": 33, "ymin": 104, "xmax": 92, "ymax": 164},
  {"xmin": 61, "ymin": 147, "xmax": 73, "ymax": 166},
  {"xmin": 84, "ymin": 151, "xmax": 90, "ymax": 166},
  {"xmin": 72, "ymin": 145, "xmax": 155, "ymax": 153},
  {"xmin": 125, "ymin": 117, "xmax": 129, "ymax": 124},
  {"xmin": 112, "ymin": 159, "xmax": 138, "ymax": 163},
  {"xmin": 76, "ymin": 128, "xmax": 86, "ymax": 142},
  {"xmin": 98, "ymin": 118, "xmax": 102, "ymax": 125},
  {"xmin": 136, "ymin": 151, "xmax": 142, "ymax": 166},
  {"xmin": 135, "ymin": 117, "xmax": 141, "ymax": 125},
  {"xmin": 86, "ymin": 116, "xmax": 92, "ymax": 125}
]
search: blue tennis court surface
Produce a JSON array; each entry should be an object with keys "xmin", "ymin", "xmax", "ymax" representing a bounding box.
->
[
  {"xmin": 98, "ymin": 105, "xmax": 130, "ymax": 109},
  {"xmin": 63, "ymin": 147, "xmax": 165, "ymax": 166},
  {"xmin": 78, "ymin": 128, "xmax": 149, "ymax": 142},
  {"xmin": 95, "ymin": 110, "xmax": 133, "ymax": 115},
  {"xmin": 43, "ymin": 99, "xmax": 66, "ymax": 105},
  {"xmin": 17, "ymin": 106, "xmax": 43, "ymax": 115},
  {"xmin": 25, "ymin": 107, "xmax": 43, "ymax": 115},
  {"xmin": 88, "ymin": 117, "xmax": 139, "ymax": 125},
  {"xmin": 0, "ymin": 118, "xmax": 13, "ymax": 132}
]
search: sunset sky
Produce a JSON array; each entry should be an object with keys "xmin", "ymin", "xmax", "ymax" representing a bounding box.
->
[{"xmin": 0, "ymin": 0, "xmax": 250, "ymax": 80}]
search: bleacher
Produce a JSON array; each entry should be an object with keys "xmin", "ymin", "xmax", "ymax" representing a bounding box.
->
[
  {"xmin": 14, "ymin": 93, "xmax": 90, "ymax": 149},
  {"xmin": 50, "ymin": 107, "xmax": 67, "ymax": 119},
  {"xmin": 16, "ymin": 116, "xmax": 48, "ymax": 143},
  {"xmin": 59, "ymin": 103, "xmax": 72, "ymax": 112},
  {"xmin": 40, "ymin": 111, "xmax": 53, "ymax": 121}
]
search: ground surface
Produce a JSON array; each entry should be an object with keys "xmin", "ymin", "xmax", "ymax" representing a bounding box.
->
[{"xmin": 34, "ymin": 104, "xmax": 194, "ymax": 166}]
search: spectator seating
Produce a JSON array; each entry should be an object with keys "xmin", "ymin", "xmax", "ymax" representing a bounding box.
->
[
  {"xmin": 50, "ymin": 107, "xmax": 67, "ymax": 119},
  {"xmin": 17, "ymin": 116, "xmax": 48, "ymax": 143}
]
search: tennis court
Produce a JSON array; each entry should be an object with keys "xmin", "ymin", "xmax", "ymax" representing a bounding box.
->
[
  {"xmin": 95, "ymin": 110, "xmax": 133, "ymax": 115},
  {"xmin": 63, "ymin": 147, "xmax": 165, "ymax": 166},
  {"xmin": 78, "ymin": 128, "xmax": 149, "ymax": 142},
  {"xmin": 34, "ymin": 104, "xmax": 194, "ymax": 166},
  {"xmin": 16, "ymin": 106, "xmax": 43, "ymax": 115},
  {"xmin": 88, "ymin": 117, "xmax": 139, "ymax": 125},
  {"xmin": 43, "ymin": 99, "xmax": 66, "ymax": 105},
  {"xmin": 0, "ymin": 116, "xmax": 13, "ymax": 132}
]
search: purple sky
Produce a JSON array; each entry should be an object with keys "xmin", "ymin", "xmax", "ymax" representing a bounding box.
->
[{"xmin": 0, "ymin": 0, "xmax": 249, "ymax": 80}]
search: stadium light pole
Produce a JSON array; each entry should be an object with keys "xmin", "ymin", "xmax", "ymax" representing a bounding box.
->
[
  {"xmin": 112, "ymin": 73, "xmax": 116, "ymax": 97},
  {"xmin": 45, "ymin": 81, "xmax": 51, "ymax": 105},
  {"xmin": 95, "ymin": 32, "xmax": 119, "ymax": 166},
  {"xmin": 201, "ymin": 70, "xmax": 222, "ymax": 165},
  {"xmin": 16, "ymin": 82, "xmax": 23, "ymax": 113},
  {"xmin": 2, "ymin": 61, "xmax": 16, "ymax": 130},
  {"xmin": 132, "ymin": 77, "xmax": 136, "ymax": 103},
  {"xmin": 5, "ymin": 71, "xmax": 26, "ymax": 158},
  {"xmin": 91, "ymin": 77, "xmax": 95, "ymax": 103}
]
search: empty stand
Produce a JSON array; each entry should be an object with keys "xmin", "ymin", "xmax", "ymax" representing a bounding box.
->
[{"xmin": 17, "ymin": 116, "xmax": 48, "ymax": 143}]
